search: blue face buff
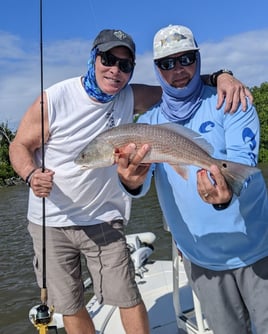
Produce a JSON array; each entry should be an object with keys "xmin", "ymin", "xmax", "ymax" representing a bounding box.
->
[
  {"xmin": 83, "ymin": 48, "xmax": 134, "ymax": 103},
  {"xmin": 155, "ymin": 51, "xmax": 204, "ymax": 122},
  {"xmin": 83, "ymin": 48, "xmax": 114, "ymax": 103}
]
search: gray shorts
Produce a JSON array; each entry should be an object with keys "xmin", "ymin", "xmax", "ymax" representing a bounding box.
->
[
  {"xmin": 183, "ymin": 256, "xmax": 268, "ymax": 334},
  {"xmin": 28, "ymin": 220, "xmax": 142, "ymax": 315}
]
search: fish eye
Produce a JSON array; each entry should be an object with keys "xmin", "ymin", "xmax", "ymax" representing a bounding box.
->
[{"xmin": 222, "ymin": 163, "xmax": 227, "ymax": 168}]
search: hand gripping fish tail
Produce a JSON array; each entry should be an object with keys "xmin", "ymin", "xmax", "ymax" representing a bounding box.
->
[{"xmin": 218, "ymin": 160, "xmax": 260, "ymax": 196}]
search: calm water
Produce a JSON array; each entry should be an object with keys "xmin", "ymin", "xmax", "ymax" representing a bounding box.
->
[
  {"xmin": 0, "ymin": 181, "xmax": 170, "ymax": 334},
  {"xmin": 1, "ymin": 163, "xmax": 267, "ymax": 334}
]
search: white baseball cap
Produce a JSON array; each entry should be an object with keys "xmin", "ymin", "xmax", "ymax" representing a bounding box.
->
[{"xmin": 153, "ymin": 24, "xmax": 199, "ymax": 60}]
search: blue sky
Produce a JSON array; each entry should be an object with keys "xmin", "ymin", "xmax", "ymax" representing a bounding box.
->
[{"xmin": 1, "ymin": 0, "xmax": 268, "ymax": 129}]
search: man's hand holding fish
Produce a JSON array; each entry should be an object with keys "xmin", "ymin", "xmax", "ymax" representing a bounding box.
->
[
  {"xmin": 116, "ymin": 143, "xmax": 151, "ymax": 192},
  {"xmin": 196, "ymin": 165, "xmax": 233, "ymax": 205}
]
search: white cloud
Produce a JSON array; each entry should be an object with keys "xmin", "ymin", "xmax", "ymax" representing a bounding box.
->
[
  {"xmin": 1, "ymin": 29, "xmax": 267, "ymax": 129},
  {"xmin": 200, "ymin": 29, "xmax": 268, "ymax": 88}
]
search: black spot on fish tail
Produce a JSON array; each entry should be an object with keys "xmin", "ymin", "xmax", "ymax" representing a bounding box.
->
[{"xmin": 221, "ymin": 161, "xmax": 260, "ymax": 196}]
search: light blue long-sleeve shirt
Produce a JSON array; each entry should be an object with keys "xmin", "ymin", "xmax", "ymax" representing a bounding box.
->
[{"xmin": 127, "ymin": 85, "xmax": 268, "ymax": 270}]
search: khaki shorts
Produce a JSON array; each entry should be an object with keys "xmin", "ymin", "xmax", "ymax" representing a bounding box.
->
[{"xmin": 28, "ymin": 220, "xmax": 142, "ymax": 315}]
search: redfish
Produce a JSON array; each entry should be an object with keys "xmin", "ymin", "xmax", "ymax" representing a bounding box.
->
[{"xmin": 75, "ymin": 123, "xmax": 259, "ymax": 196}]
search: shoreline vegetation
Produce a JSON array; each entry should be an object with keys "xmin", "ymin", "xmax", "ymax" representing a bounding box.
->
[
  {"xmin": 1, "ymin": 82, "xmax": 268, "ymax": 187},
  {"xmin": 0, "ymin": 176, "xmax": 24, "ymax": 188}
]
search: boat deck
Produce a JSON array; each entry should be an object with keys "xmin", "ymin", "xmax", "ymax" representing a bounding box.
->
[{"xmin": 87, "ymin": 260, "xmax": 197, "ymax": 333}]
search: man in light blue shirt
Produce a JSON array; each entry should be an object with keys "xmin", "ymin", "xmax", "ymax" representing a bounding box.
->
[{"xmin": 118, "ymin": 24, "xmax": 268, "ymax": 334}]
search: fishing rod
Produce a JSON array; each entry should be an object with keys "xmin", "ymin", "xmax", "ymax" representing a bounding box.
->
[{"xmin": 30, "ymin": 1, "xmax": 56, "ymax": 332}]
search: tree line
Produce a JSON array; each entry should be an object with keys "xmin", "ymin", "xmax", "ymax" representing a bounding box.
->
[{"xmin": 1, "ymin": 82, "xmax": 268, "ymax": 185}]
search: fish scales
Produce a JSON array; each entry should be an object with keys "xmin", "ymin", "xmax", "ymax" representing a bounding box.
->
[
  {"xmin": 75, "ymin": 123, "xmax": 260, "ymax": 196},
  {"xmin": 101, "ymin": 124, "xmax": 213, "ymax": 167}
]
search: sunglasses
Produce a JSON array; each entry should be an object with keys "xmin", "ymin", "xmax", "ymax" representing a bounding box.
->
[
  {"xmin": 98, "ymin": 51, "xmax": 135, "ymax": 73},
  {"xmin": 155, "ymin": 51, "xmax": 197, "ymax": 70}
]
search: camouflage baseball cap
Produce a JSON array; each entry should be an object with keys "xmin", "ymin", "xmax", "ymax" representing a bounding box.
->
[{"xmin": 153, "ymin": 24, "xmax": 199, "ymax": 60}]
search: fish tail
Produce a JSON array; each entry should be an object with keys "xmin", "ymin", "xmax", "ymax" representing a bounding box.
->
[{"xmin": 222, "ymin": 161, "xmax": 260, "ymax": 196}]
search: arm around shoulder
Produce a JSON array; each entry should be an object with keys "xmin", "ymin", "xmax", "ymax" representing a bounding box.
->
[{"xmin": 202, "ymin": 70, "xmax": 253, "ymax": 113}]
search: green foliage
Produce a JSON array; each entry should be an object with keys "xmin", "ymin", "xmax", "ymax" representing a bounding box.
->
[
  {"xmin": 0, "ymin": 161, "xmax": 16, "ymax": 180},
  {"xmin": 0, "ymin": 122, "xmax": 17, "ymax": 183},
  {"xmin": 251, "ymin": 82, "xmax": 268, "ymax": 162}
]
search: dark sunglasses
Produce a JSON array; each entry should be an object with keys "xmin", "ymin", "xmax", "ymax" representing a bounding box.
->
[
  {"xmin": 98, "ymin": 51, "xmax": 135, "ymax": 73},
  {"xmin": 155, "ymin": 51, "xmax": 197, "ymax": 71}
]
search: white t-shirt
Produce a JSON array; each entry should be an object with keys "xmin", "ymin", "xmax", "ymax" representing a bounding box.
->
[{"xmin": 28, "ymin": 76, "xmax": 134, "ymax": 227}]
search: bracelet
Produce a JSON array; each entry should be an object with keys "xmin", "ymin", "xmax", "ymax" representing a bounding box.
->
[
  {"xmin": 25, "ymin": 168, "xmax": 38, "ymax": 187},
  {"xmin": 210, "ymin": 69, "xmax": 233, "ymax": 87},
  {"xmin": 213, "ymin": 197, "xmax": 232, "ymax": 211}
]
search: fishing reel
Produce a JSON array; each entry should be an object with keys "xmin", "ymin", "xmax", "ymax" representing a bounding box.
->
[
  {"xmin": 30, "ymin": 304, "xmax": 58, "ymax": 333},
  {"xmin": 35, "ymin": 304, "xmax": 52, "ymax": 325}
]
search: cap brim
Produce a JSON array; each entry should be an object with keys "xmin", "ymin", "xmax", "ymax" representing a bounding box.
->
[
  {"xmin": 154, "ymin": 47, "xmax": 199, "ymax": 60},
  {"xmin": 97, "ymin": 41, "xmax": 135, "ymax": 58}
]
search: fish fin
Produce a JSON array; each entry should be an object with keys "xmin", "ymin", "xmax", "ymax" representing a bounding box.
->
[
  {"xmin": 170, "ymin": 164, "xmax": 189, "ymax": 179},
  {"xmin": 221, "ymin": 160, "xmax": 260, "ymax": 196},
  {"xmin": 156, "ymin": 123, "xmax": 214, "ymax": 155}
]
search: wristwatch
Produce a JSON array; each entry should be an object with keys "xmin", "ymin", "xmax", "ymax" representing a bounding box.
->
[{"xmin": 210, "ymin": 69, "xmax": 233, "ymax": 86}]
